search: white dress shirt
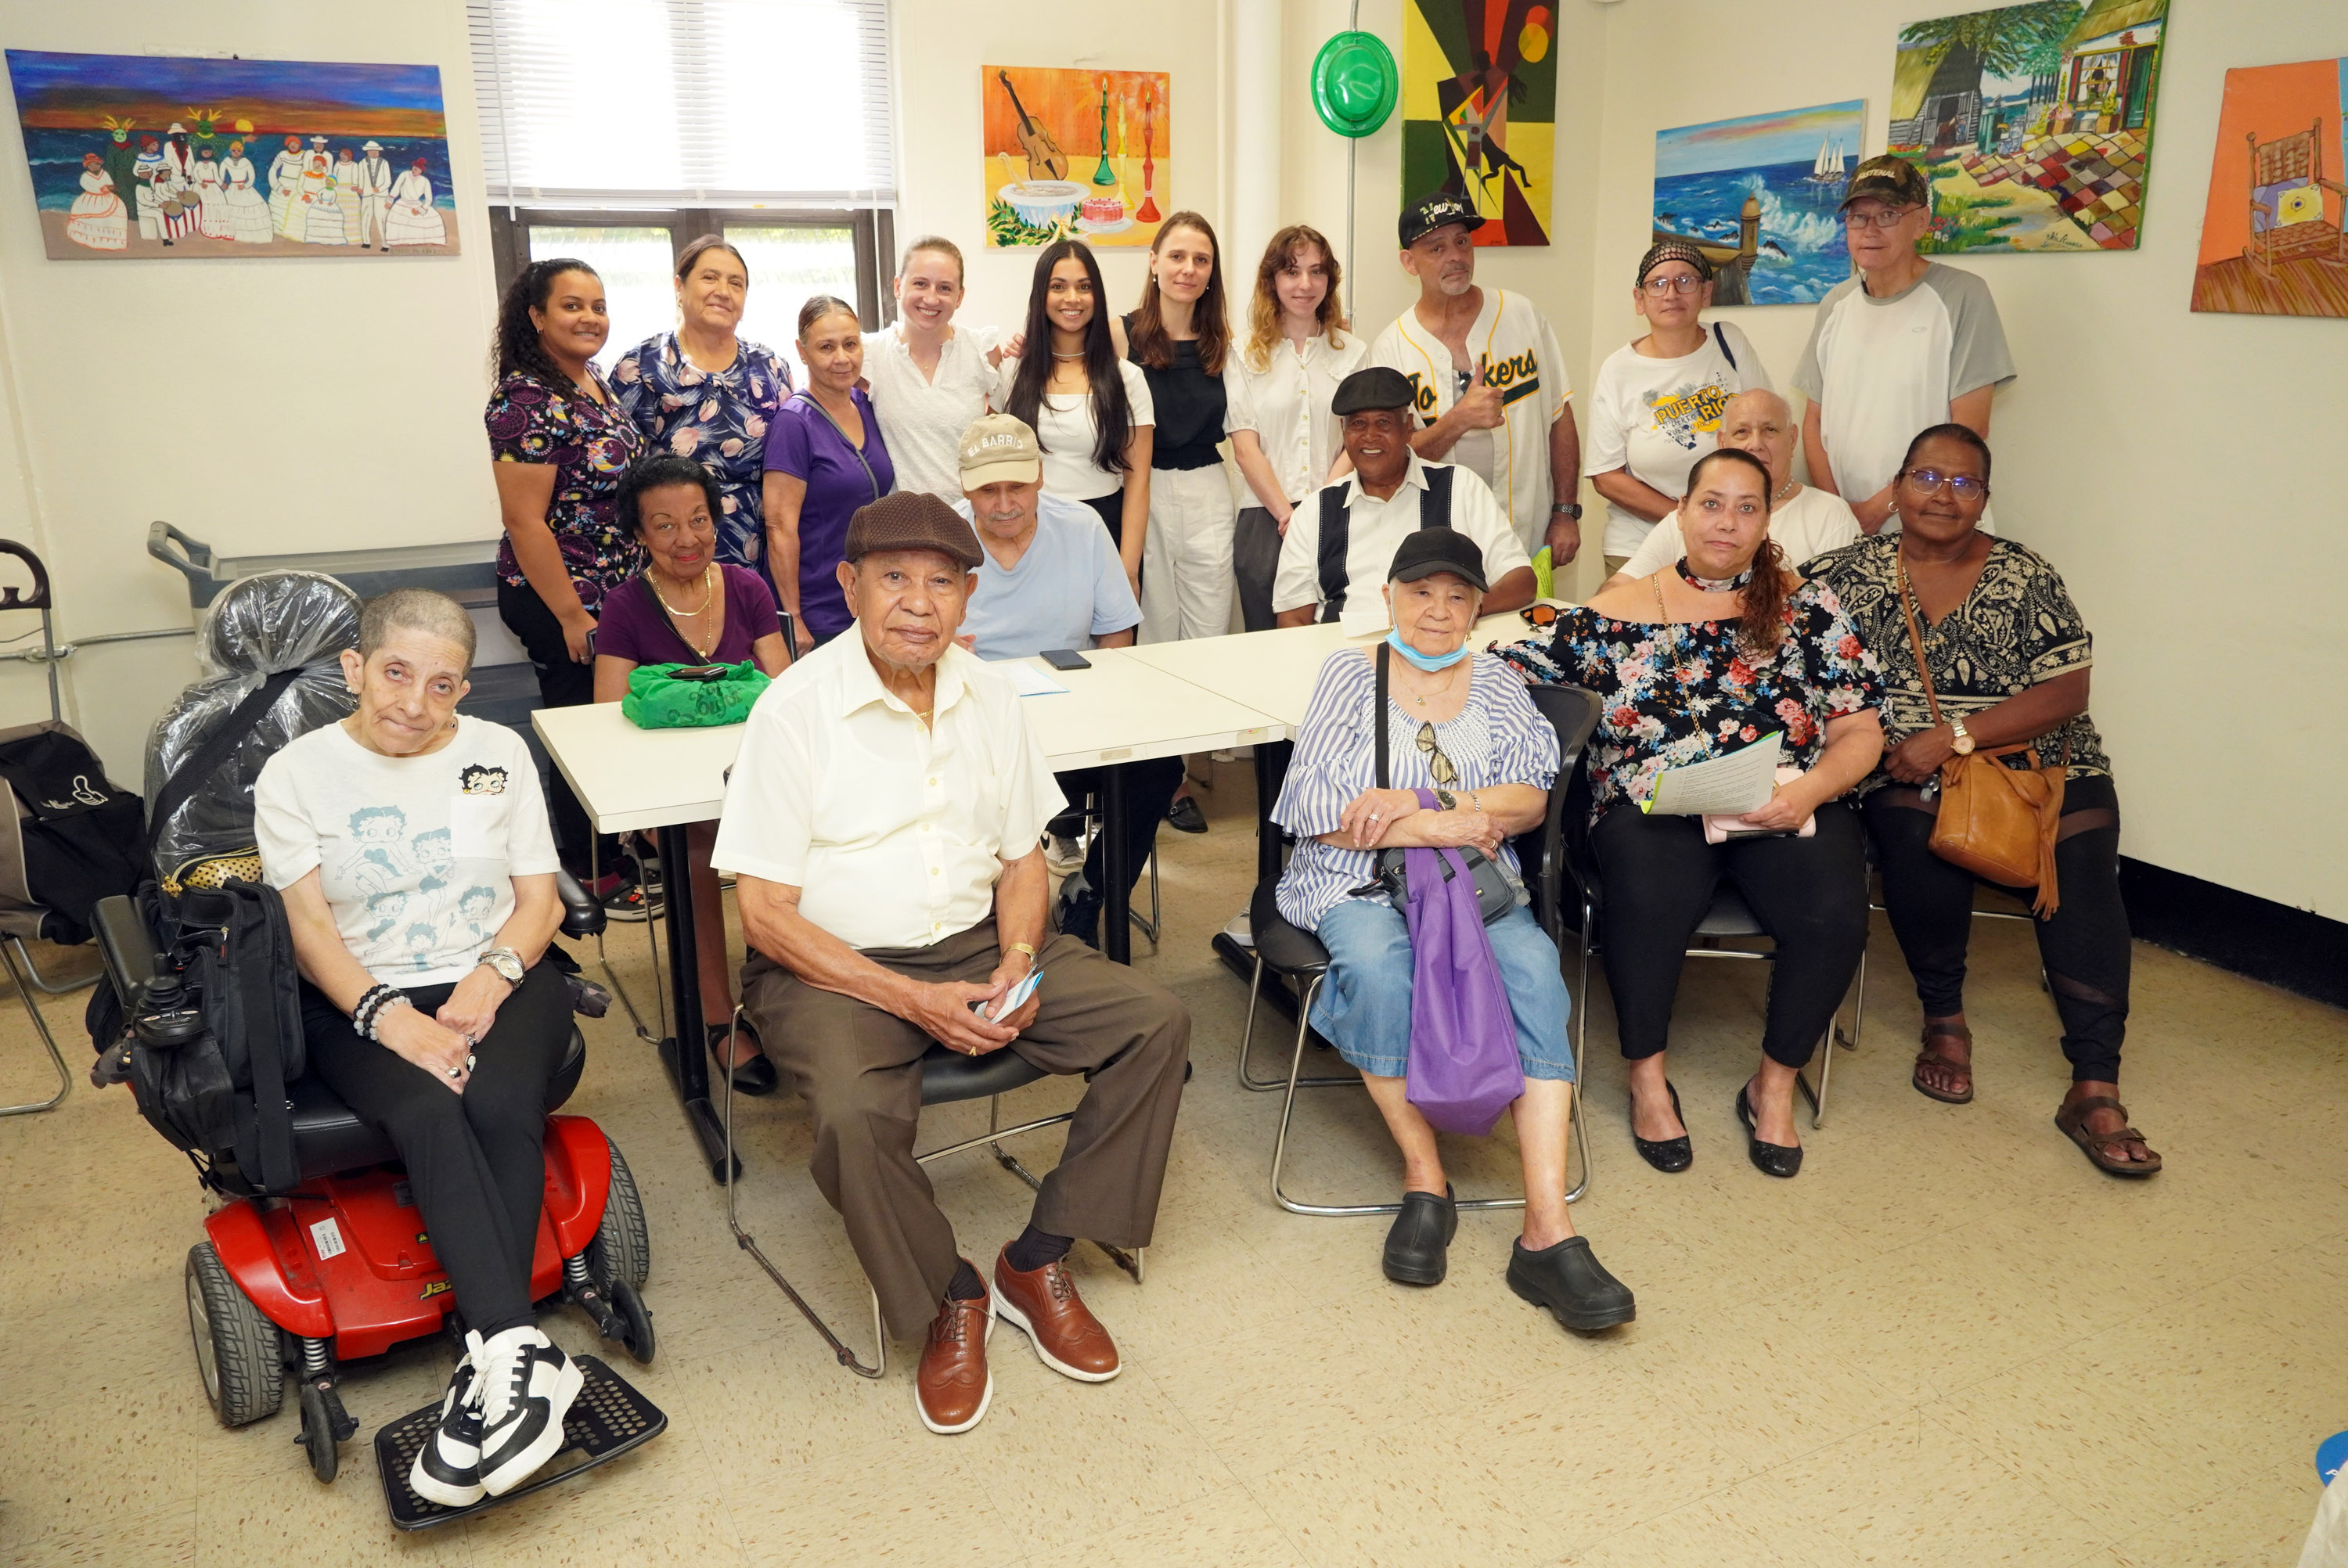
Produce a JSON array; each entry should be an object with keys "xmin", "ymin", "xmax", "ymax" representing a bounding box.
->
[
  {"xmin": 711, "ymin": 631, "xmax": 1064, "ymax": 951},
  {"xmin": 1272, "ymin": 455, "xmax": 1533, "ymax": 631},
  {"xmin": 864, "ymin": 322, "xmax": 1005, "ymax": 500},
  {"xmin": 1229, "ymin": 331, "xmax": 1369, "ymax": 505}
]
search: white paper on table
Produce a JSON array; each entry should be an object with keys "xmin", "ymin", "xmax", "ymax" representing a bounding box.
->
[
  {"xmin": 1003, "ymin": 662, "xmax": 1070, "ymax": 697},
  {"xmin": 1338, "ymin": 602, "xmax": 1392, "ymax": 639},
  {"xmin": 1644, "ymin": 732, "xmax": 1783, "ymax": 816}
]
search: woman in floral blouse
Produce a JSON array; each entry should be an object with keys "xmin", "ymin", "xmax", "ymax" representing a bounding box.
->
[
  {"xmin": 1503, "ymin": 448, "xmax": 1882, "ymax": 1180},
  {"xmin": 611, "ymin": 236, "xmax": 794, "ymax": 578},
  {"xmin": 1806, "ymin": 424, "xmax": 2155, "ymax": 1177},
  {"xmin": 485, "ymin": 258, "xmax": 646, "ymax": 892}
]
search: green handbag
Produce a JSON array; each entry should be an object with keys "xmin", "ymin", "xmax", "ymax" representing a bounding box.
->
[{"xmin": 619, "ymin": 660, "xmax": 770, "ymax": 729}]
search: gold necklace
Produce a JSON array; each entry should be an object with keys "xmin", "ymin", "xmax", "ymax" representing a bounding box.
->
[{"xmin": 649, "ymin": 561, "xmax": 716, "ymax": 618}]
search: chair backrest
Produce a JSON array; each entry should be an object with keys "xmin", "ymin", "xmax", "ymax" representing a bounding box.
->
[
  {"xmin": 1517, "ymin": 684, "xmax": 1602, "ymax": 948},
  {"xmin": 2249, "ymin": 123, "xmax": 2321, "ymax": 188}
]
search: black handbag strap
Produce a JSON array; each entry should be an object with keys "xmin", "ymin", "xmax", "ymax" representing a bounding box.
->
[
  {"xmin": 232, "ymin": 882, "xmax": 299, "ymax": 1193},
  {"xmin": 1374, "ymin": 641, "xmax": 1389, "ymax": 789},
  {"xmin": 144, "ymin": 669, "xmax": 300, "ymax": 861}
]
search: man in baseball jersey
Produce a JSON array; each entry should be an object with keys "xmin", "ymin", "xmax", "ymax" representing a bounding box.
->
[{"xmin": 1368, "ymin": 192, "xmax": 1583, "ymax": 563}]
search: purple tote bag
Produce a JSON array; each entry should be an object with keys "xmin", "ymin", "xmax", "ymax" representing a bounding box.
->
[{"xmin": 1399, "ymin": 790, "xmax": 1525, "ymax": 1136}]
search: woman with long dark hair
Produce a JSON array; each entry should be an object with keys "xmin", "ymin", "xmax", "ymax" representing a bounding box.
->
[
  {"xmin": 484, "ymin": 258, "xmax": 647, "ymax": 905},
  {"xmin": 998, "ymin": 240, "xmax": 1154, "ymax": 595}
]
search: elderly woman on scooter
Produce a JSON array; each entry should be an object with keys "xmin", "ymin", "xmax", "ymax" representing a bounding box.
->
[{"xmin": 253, "ymin": 588, "xmax": 582, "ymax": 1508}]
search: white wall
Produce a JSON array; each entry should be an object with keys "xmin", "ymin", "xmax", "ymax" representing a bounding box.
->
[{"xmin": 1582, "ymin": 0, "xmax": 2348, "ymax": 918}]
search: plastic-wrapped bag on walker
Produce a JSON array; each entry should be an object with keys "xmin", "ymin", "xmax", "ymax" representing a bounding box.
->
[{"xmin": 620, "ymin": 661, "xmax": 769, "ymax": 729}]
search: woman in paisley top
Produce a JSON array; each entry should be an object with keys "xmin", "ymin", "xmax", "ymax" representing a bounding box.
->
[
  {"xmin": 1503, "ymin": 448, "xmax": 1883, "ymax": 1179},
  {"xmin": 611, "ymin": 236, "xmax": 794, "ymax": 577},
  {"xmin": 485, "ymin": 258, "xmax": 647, "ymax": 885},
  {"xmin": 1806, "ymin": 425, "xmax": 2156, "ymax": 1176}
]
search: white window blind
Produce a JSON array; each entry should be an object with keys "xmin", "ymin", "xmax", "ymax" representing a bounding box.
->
[{"xmin": 468, "ymin": 0, "xmax": 895, "ymax": 207}]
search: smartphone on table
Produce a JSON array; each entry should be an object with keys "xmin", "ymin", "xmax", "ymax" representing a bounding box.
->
[{"xmin": 1041, "ymin": 649, "xmax": 1091, "ymax": 671}]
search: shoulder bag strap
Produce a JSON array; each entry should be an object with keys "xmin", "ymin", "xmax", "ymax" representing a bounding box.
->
[
  {"xmin": 1712, "ymin": 321, "xmax": 1737, "ymax": 373},
  {"xmin": 794, "ymin": 392, "xmax": 883, "ymax": 502},
  {"xmin": 1318, "ymin": 485, "xmax": 1351, "ymax": 621},
  {"xmin": 1374, "ymin": 640, "xmax": 1390, "ymax": 790},
  {"xmin": 1892, "ymin": 556, "xmax": 1946, "ymax": 730},
  {"xmin": 145, "ymin": 668, "xmax": 301, "ymax": 861},
  {"xmin": 1424, "ymin": 464, "xmax": 1453, "ymax": 529},
  {"xmin": 232, "ymin": 882, "xmax": 300, "ymax": 1192}
]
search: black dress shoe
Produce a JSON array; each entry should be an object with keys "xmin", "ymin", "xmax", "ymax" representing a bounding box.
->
[
  {"xmin": 1165, "ymin": 796, "xmax": 1208, "ymax": 834},
  {"xmin": 1507, "ymin": 1236, "xmax": 1636, "ymax": 1331},
  {"xmin": 1381, "ymin": 1185, "xmax": 1457, "ymax": 1286},
  {"xmin": 1629, "ymin": 1080, "xmax": 1692, "ymax": 1173},
  {"xmin": 1734, "ymin": 1083, "xmax": 1803, "ymax": 1178},
  {"xmin": 709, "ymin": 1023, "xmax": 778, "ymax": 1096}
]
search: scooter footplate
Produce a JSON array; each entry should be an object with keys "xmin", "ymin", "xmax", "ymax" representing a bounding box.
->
[{"xmin": 373, "ymin": 1355, "xmax": 665, "ymax": 1530}]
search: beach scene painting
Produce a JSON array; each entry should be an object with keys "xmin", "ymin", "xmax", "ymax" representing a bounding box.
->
[
  {"xmin": 982, "ymin": 66, "xmax": 1170, "ymax": 250},
  {"xmin": 7, "ymin": 49, "xmax": 459, "ymax": 261},
  {"xmin": 1651, "ymin": 100, "xmax": 1867, "ymax": 305},
  {"xmin": 2190, "ymin": 58, "xmax": 2348, "ymax": 319},
  {"xmin": 1886, "ymin": 0, "xmax": 2167, "ymax": 253}
]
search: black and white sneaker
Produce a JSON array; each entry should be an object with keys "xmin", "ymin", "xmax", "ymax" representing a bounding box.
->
[
  {"xmin": 408, "ymin": 1338, "xmax": 485, "ymax": 1507},
  {"xmin": 474, "ymin": 1325, "xmax": 584, "ymax": 1497}
]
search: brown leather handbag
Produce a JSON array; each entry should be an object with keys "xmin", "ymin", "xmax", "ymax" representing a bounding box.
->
[{"xmin": 1895, "ymin": 565, "xmax": 2065, "ymax": 916}]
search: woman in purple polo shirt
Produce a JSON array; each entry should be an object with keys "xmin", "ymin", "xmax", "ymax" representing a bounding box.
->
[
  {"xmin": 761, "ymin": 296, "xmax": 895, "ymax": 651},
  {"xmin": 594, "ymin": 454, "xmax": 790, "ymax": 1093}
]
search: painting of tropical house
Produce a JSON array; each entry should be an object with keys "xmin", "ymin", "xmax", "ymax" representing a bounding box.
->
[{"xmin": 1886, "ymin": 0, "xmax": 2168, "ymax": 253}]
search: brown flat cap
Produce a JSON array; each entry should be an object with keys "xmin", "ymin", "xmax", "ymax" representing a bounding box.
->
[{"xmin": 841, "ymin": 491, "xmax": 983, "ymax": 570}]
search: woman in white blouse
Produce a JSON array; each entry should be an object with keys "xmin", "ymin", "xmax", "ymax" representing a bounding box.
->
[
  {"xmin": 1229, "ymin": 224, "xmax": 1367, "ymax": 631},
  {"xmin": 863, "ymin": 236, "xmax": 1005, "ymax": 499},
  {"xmin": 995, "ymin": 240, "xmax": 1154, "ymax": 595}
]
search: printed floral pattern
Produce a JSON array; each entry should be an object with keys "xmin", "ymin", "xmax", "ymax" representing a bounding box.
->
[
  {"xmin": 485, "ymin": 368, "xmax": 648, "ymax": 606},
  {"xmin": 611, "ymin": 331, "xmax": 793, "ymax": 570},
  {"xmin": 1497, "ymin": 580, "xmax": 1883, "ymax": 824}
]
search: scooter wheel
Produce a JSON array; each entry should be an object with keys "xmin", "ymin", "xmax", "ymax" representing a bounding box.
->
[
  {"xmin": 610, "ymin": 1278, "xmax": 655, "ymax": 1365},
  {"xmin": 297, "ymin": 1380, "xmax": 340, "ymax": 1483}
]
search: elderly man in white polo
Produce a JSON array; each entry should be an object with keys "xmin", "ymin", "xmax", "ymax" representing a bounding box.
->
[{"xmin": 715, "ymin": 489, "xmax": 1190, "ymax": 1437}]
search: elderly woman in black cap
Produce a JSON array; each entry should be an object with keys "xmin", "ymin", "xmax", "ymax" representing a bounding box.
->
[
  {"xmin": 1271, "ymin": 528, "xmax": 1633, "ymax": 1332},
  {"xmin": 1583, "ymin": 241, "xmax": 1774, "ymax": 576}
]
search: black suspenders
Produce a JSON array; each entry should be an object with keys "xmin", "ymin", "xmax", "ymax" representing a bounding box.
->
[{"xmin": 1316, "ymin": 463, "xmax": 1455, "ymax": 622}]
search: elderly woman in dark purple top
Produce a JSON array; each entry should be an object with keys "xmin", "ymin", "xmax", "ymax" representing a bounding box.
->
[
  {"xmin": 762, "ymin": 295, "xmax": 895, "ymax": 652},
  {"xmin": 594, "ymin": 454, "xmax": 790, "ymax": 1093}
]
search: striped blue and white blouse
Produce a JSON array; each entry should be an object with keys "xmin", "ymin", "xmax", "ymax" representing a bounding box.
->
[{"xmin": 1273, "ymin": 648, "xmax": 1561, "ymax": 931}]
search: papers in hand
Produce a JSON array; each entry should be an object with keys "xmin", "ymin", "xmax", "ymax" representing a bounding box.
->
[
  {"xmin": 1644, "ymin": 732, "xmax": 1783, "ymax": 816},
  {"xmin": 1004, "ymin": 661, "xmax": 1070, "ymax": 697}
]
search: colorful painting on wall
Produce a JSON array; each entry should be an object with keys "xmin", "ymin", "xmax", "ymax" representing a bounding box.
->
[
  {"xmin": 2190, "ymin": 59, "xmax": 2348, "ymax": 319},
  {"xmin": 981, "ymin": 67, "xmax": 1170, "ymax": 249},
  {"xmin": 6, "ymin": 49, "xmax": 458, "ymax": 261},
  {"xmin": 1886, "ymin": 0, "xmax": 2166, "ymax": 253},
  {"xmin": 1399, "ymin": 0, "xmax": 1557, "ymax": 246},
  {"xmin": 1651, "ymin": 101, "xmax": 1867, "ymax": 306}
]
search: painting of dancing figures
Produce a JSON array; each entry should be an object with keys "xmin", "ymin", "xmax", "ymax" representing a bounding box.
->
[{"xmin": 6, "ymin": 49, "xmax": 459, "ymax": 260}]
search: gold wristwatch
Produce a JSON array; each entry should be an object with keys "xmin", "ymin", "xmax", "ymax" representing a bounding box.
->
[{"xmin": 1949, "ymin": 717, "xmax": 1975, "ymax": 757}]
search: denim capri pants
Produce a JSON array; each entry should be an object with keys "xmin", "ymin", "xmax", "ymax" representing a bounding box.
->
[{"xmin": 1308, "ymin": 897, "xmax": 1576, "ymax": 1082}]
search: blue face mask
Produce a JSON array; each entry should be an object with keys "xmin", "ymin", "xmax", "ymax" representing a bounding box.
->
[{"xmin": 1385, "ymin": 628, "xmax": 1470, "ymax": 672}]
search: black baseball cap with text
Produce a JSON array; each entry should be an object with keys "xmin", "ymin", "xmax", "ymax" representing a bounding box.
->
[{"xmin": 1399, "ymin": 191, "xmax": 1486, "ymax": 247}]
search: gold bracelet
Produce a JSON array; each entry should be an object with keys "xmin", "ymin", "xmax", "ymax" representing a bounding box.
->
[{"xmin": 1009, "ymin": 941, "xmax": 1038, "ymax": 960}]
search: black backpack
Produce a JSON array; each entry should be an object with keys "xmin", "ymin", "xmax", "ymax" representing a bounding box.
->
[{"xmin": 0, "ymin": 721, "xmax": 146, "ymax": 946}]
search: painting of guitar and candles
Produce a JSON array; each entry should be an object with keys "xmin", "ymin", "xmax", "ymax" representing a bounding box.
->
[{"xmin": 982, "ymin": 67, "xmax": 1171, "ymax": 249}]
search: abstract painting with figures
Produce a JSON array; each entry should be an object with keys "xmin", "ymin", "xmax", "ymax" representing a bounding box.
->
[
  {"xmin": 2191, "ymin": 59, "xmax": 2348, "ymax": 319},
  {"xmin": 981, "ymin": 66, "xmax": 1169, "ymax": 250},
  {"xmin": 1399, "ymin": 0, "xmax": 1558, "ymax": 246},
  {"xmin": 6, "ymin": 49, "xmax": 459, "ymax": 261}
]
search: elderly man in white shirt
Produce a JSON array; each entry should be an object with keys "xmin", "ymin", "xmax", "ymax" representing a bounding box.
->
[
  {"xmin": 1273, "ymin": 367, "xmax": 1536, "ymax": 631},
  {"xmin": 715, "ymin": 490, "xmax": 1190, "ymax": 1438}
]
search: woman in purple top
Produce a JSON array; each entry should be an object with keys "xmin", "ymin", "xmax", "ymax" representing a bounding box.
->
[
  {"xmin": 762, "ymin": 295, "xmax": 894, "ymax": 651},
  {"xmin": 594, "ymin": 455, "xmax": 790, "ymax": 1093}
]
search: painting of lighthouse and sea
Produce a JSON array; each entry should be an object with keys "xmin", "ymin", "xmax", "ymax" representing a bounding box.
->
[
  {"xmin": 6, "ymin": 48, "xmax": 459, "ymax": 261},
  {"xmin": 1651, "ymin": 100, "xmax": 1868, "ymax": 306}
]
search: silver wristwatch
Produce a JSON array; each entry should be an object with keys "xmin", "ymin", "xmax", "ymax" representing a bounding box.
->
[{"xmin": 479, "ymin": 946, "xmax": 525, "ymax": 987}]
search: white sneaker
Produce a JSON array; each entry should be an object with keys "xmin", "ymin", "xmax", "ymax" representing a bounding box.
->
[
  {"xmin": 474, "ymin": 1325, "xmax": 584, "ymax": 1496},
  {"xmin": 1044, "ymin": 833, "xmax": 1086, "ymax": 873},
  {"xmin": 1221, "ymin": 908, "xmax": 1254, "ymax": 948},
  {"xmin": 408, "ymin": 1340, "xmax": 485, "ymax": 1507}
]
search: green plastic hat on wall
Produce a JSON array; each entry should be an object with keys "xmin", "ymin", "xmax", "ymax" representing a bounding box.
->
[{"xmin": 1311, "ymin": 31, "xmax": 1398, "ymax": 139}]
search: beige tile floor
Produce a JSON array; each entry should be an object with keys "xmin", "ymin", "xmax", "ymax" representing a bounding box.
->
[{"xmin": 2, "ymin": 765, "xmax": 2343, "ymax": 1566}]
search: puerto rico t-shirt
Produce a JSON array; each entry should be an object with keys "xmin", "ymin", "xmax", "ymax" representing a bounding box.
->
[
  {"xmin": 254, "ymin": 717, "xmax": 560, "ymax": 987},
  {"xmin": 1585, "ymin": 322, "xmax": 1771, "ymax": 557}
]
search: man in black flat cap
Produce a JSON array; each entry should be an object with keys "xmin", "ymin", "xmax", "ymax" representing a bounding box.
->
[
  {"xmin": 1272, "ymin": 366, "xmax": 1536, "ymax": 630},
  {"xmin": 714, "ymin": 491, "xmax": 1190, "ymax": 1438}
]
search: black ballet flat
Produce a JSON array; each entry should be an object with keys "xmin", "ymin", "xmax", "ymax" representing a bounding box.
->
[
  {"xmin": 708, "ymin": 1023, "xmax": 778, "ymax": 1097},
  {"xmin": 1629, "ymin": 1081, "xmax": 1692, "ymax": 1173},
  {"xmin": 1734, "ymin": 1083, "xmax": 1803, "ymax": 1178}
]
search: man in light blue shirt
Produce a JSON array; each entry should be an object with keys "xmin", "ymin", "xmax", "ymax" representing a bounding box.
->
[{"xmin": 952, "ymin": 415, "xmax": 1180, "ymax": 948}]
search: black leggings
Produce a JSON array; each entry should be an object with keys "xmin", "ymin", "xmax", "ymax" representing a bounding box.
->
[
  {"xmin": 301, "ymin": 963, "xmax": 573, "ymax": 1337},
  {"xmin": 1590, "ymin": 801, "xmax": 1869, "ymax": 1070},
  {"xmin": 498, "ymin": 577, "xmax": 617, "ymax": 877},
  {"xmin": 1862, "ymin": 774, "xmax": 2130, "ymax": 1084},
  {"xmin": 1056, "ymin": 757, "xmax": 1185, "ymax": 902}
]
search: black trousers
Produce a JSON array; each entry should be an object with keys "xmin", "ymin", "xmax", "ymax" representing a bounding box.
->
[
  {"xmin": 498, "ymin": 577, "xmax": 618, "ymax": 877},
  {"xmin": 1589, "ymin": 801, "xmax": 1869, "ymax": 1070},
  {"xmin": 301, "ymin": 963, "xmax": 574, "ymax": 1337},
  {"xmin": 1862, "ymin": 775, "xmax": 2130, "ymax": 1084},
  {"xmin": 1056, "ymin": 757, "xmax": 1184, "ymax": 901},
  {"xmin": 1079, "ymin": 491, "xmax": 1124, "ymax": 548},
  {"xmin": 1233, "ymin": 505, "xmax": 1283, "ymax": 632}
]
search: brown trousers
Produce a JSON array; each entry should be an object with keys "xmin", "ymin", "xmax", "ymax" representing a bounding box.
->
[{"xmin": 742, "ymin": 919, "xmax": 1190, "ymax": 1340}]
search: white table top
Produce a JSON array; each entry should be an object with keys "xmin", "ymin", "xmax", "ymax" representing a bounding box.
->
[{"xmin": 531, "ymin": 649, "xmax": 1283, "ymax": 835}]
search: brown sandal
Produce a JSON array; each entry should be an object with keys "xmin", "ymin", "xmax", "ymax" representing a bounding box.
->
[
  {"xmin": 2054, "ymin": 1096, "xmax": 2163, "ymax": 1178},
  {"xmin": 1911, "ymin": 1020, "xmax": 1975, "ymax": 1105}
]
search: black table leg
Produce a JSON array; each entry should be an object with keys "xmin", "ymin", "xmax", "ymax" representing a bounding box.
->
[
  {"xmin": 1100, "ymin": 764, "xmax": 1131, "ymax": 966},
  {"xmin": 1213, "ymin": 741, "xmax": 1294, "ymax": 990},
  {"xmin": 652, "ymin": 822, "xmax": 736, "ymax": 1182}
]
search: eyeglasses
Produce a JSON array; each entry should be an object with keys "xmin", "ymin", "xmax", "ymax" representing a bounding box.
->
[
  {"xmin": 1900, "ymin": 468, "xmax": 1989, "ymax": 499},
  {"xmin": 1519, "ymin": 603, "xmax": 1561, "ymax": 627},
  {"xmin": 1640, "ymin": 275, "xmax": 1705, "ymax": 296},
  {"xmin": 1842, "ymin": 206, "xmax": 1921, "ymax": 230}
]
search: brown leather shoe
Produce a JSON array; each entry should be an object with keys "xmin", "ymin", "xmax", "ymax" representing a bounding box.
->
[
  {"xmin": 914, "ymin": 1270, "xmax": 994, "ymax": 1435},
  {"xmin": 992, "ymin": 1248, "xmax": 1121, "ymax": 1383}
]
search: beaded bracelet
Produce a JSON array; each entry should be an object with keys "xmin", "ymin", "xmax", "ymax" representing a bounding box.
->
[
  {"xmin": 364, "ymin": 994, "xmax": 413, "ymax": 1042},
  {"xmin": 351, "ymin": 984, "xmax": 409, "ymax": 1042}
]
